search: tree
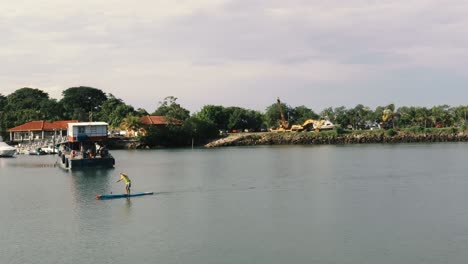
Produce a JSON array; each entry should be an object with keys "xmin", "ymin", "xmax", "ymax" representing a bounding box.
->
[
  {"xmin": 196, "ymin": 105, "xmax": 230, "ymax": 130},
  {"xmin": 5, "ymin": 88, "xmax": 50, "ymax": 112},
  {"xmin": 136, "ymin": 108, "xmax": 149, "ymax": 116},
  {"xmin": 333, "ymin": 106, "xmax": 351, "ymax": 128},
  {"xmin": 39, "ymin": 99, "xmax": 65, "ymax": 121},
  {"xmin": 98, "ymin": 94, "xmax": 135, "ymax": 128},
  {"xmin": 415, "ymin": 107, "xmax": 431, "ymax": 128},
  {"xmin": 397, "ymin": 106, "xmax": 417, "ymax": 127},
  {"xmin": 61, "ymin": 86, "xmax": 107, "ymax": 120},
  {"xmin": 293, "ymin": 105, "xmax": 319, "ymax": 124},
  {"xmin": 431, "ymin": 105, "xmax": 454, "ymax": 127},
  {"xmin": 152, "ymin": 96, "xmax": 190, "ymax": 121},
  {"xmin": 452, "ymin": 106, "xmax": 468, "ymax": 126},
  {"xmin": 120, "ymin": 114, "xmax": 143, "ymax": 137},
  {"xmin": 3, "ymin": 88, "xmax": 64, "ymax": 127},
  {"xmin": 225, "ymin": 107, "xmax": 263, "ymax": 131},
  {"xmin": 349, "ymin": 104, "xmax": 373, "ymax": 129},
  {"xmin": 183, "ymin": 116, "xmax": 219, "ymax": 144},
  {"xmin": 0, "ymin": 94, "xmax": 6, "ymax": 112},
  {"xmin": 320, "ymin": 107, "xmax": 335, "ymax": 123}
]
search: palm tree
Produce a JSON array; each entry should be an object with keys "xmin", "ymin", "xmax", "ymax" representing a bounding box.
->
[
  {"xmin": 415, "ymin": 107, "xmax": 430, "ymax": 128},
  {"xmin": 120, "ymin": 114, "xmax": 143, "ymax": 137}
]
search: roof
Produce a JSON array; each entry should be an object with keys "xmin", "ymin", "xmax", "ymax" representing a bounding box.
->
[
  {"xmin": 68, "ymin": 122, "xmax": 108, "ymax": 127},
  {"xmin": 8, "ymin": 120, "xmax": 78, "ymax": 132},
  {"xmin": 140, "ymin": 115, "xmax": 170, "ymax": 125}
]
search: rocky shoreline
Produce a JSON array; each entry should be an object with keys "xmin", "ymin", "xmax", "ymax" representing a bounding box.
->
[
  {"xmin": 106, "ymin": 138, "xmax": 142, "ymax": 149},
  {"xmin": 204, "ymin": 131, "xmax": 468, "ymax": 148}
]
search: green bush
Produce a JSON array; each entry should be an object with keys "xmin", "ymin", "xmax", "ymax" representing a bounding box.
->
[
  {"xmin": 334, "ymin": 125, "xmax": 345, "ymax": 135},
  {"xmin": 424, "ymin": 127, "xmax": 458, "ymax": 134},
  {"xmin": 386, "ymin": 129, "xmax": 397, "ymax": 137},
  {"xmin": 320, "ymin": 130, "xmax": 337, "ymax": 137},
  {"xmin": 402, "ymin": 126, "xmax": 424, "ymax": 134}
]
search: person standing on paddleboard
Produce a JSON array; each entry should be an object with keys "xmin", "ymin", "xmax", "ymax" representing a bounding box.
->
[{"xmin": 116, "ymin": 173, "xmax": 131, "ymax": 195}]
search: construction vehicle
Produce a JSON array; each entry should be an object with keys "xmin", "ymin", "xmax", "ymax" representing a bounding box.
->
[
  {"xmin": 276, "ymin": 98, "xmax": 290, "ymax": 131},
  {"xmin": 290, "ymin": 119, "xmax": 335, "ymax": 132},
  {"xmin": 380, "ymin": 109, "xmax": 399, "ymax": 129},
  {"xmin": 271, "ymin": 98, "xmax": 335, "ymax": 132}
]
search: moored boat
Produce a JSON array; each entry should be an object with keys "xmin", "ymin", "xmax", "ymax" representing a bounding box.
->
[
  {"xmin": 0, "ymin": 136, "xmax": 16, "ymax": 157},
  {"xmin": 57, "ymin": 122, "xmax": 115, "ymax": 170},
  {"xmin": 29, "ymin": 148, "xmax": 47, "ymax": 155}
]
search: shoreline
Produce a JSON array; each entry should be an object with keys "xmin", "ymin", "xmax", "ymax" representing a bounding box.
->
[{"xmin": 204, "ymin": 130, "xmax": 468, "ymax": 148}]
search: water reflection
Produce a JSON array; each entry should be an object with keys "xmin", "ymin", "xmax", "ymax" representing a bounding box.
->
[
  {"xmin": 0, "ymin": 157, "xmax": 12, "ymax": 168},
  {"xmin": 69, "ymin": 169, "xmax": 115, "ymax": 203},
  {"xmin": 0, "ymin": 155, "xmax": 61, "ymax": 169},
  {"xmin": 124, "ymin": 197, "xmax": 132, "ymax": 213},
  {"xmin": 68, "ymin": 169, "xmax": 117, "ymax": 242}
]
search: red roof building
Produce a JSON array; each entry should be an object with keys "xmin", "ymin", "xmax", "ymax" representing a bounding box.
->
[
  {"xmin": 8, "ymin": 120, "xmax": 78, "ymax": 142},
  {"xmin": 120, "ymin": 116, "xmax": 181, "ymax": 137},
  {"xmin": 140, "ymin": 115, "xmax": 169, "ymax": 125}
]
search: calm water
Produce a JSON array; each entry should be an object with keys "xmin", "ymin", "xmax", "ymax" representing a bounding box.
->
[{"xmin": 1, "ymin": 143, "xmax": 468, "ymax": 264}]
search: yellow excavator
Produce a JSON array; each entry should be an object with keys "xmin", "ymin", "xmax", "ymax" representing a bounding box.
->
[
  {"xmin": 272, "ymin": 98, "xmax": 334, "ymax": 132},
  {"xmin": 380, "ymin": 109, "xmax": 398, "ymax": 129},
  {"xmin": 291, "ymin": 119, "xmax": 334, "ymax": 132}
]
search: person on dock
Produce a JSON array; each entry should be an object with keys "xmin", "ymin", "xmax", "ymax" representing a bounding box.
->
[{"xmin": 116, "ymin": 173, "xmax": 131, "ymax": 195}]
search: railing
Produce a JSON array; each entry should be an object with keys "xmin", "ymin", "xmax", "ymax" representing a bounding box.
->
[{"xmin": 15, "ymin": 136, "xmax": 69, "ymax": 154}]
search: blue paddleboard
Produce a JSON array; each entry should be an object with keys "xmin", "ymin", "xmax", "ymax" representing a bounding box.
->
[{"xmin": 96, "ymin": 192, "xmax": 154, "ymax": 200}]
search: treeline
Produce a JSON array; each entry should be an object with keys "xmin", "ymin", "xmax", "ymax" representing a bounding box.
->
[
  {"xmin": 1, "ymin": 87, "xmax": 468, "ymax": 146},
  {"xmin": 0, "ymin": 87, "xmax": 219, "ymax": 146}
]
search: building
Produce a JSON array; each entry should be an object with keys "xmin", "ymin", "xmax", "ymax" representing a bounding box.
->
[
  {"xmin": 8, "ymin": 120, "xmax": 78, "ymax": 142},
  {"xmin": 117, "ymin": 115, "xmax": 174, "ymax": 137},
  {"xmin": 135, "ymin": 115, "xmax": 181, "ymax": 136},
  {"xmin": 140, "ymin": 115, "xmax": 171, "ymax": 126}
]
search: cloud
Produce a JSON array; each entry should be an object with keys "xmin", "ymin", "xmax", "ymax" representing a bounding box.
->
[{"xmin": 1, "ymin": 0, "xmax": 468, "ymax": 112}]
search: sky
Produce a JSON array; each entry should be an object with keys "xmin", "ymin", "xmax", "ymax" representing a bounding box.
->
[{"xmin": 1, "ymin": 0, "xmax": 468, "ymax": 114}]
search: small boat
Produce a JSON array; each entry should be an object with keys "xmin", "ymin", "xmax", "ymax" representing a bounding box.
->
[
  {"xmin": 0, "ymin": 136, "xmax": 16, "ymax": 157},
  {"xmin": 96, "ymin": 192, "xmax": 154, "ymax": 200},
  {"xmin": 29, "ymin": 148, "xmax": 47, "ymax": 155},
  {"xmin": 41, "ymin": 145, "xmax": 58, "ymax": 154}
]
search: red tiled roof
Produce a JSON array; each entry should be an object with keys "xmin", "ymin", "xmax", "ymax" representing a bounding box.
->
[
  {"xmin": 8, "ymin": 120, "xmax": 78, "ymax": 132},
  {"xmin": 140, "ymin": 115, "xmax": 169, "ymax": 125}
]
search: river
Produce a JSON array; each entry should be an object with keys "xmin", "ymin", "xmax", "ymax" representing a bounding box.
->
[{"xmin": 1, "ymin": 143, "xmax": 468, "ymax": 264}]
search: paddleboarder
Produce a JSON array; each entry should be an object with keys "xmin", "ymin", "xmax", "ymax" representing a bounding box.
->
[{"xmin": 116, "ymin": 173, "xmax": 131, "ymax": 195}]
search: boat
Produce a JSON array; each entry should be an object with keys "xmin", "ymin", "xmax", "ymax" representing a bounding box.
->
[
  {"xmin": 57, "ymin": 122, "xmax": 115, "ymax": 170},
  {"xmin": 29, "ymin": 148, "xmax": 47, "ymax": 155},
  {"xmin": 96, "ymin": 192, "xmax": 154, "ymax": 200},
  {"xmin": 0, "ymin": 136, "xmax": 16, "ymax": 157},
  {"xmin": 41, "ymin": 145, "xmax": 58, "ymax": 154}
]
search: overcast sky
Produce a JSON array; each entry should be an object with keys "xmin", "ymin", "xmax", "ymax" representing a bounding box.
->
[{"xmin": 1, "ymin": 0, "xmax": 468, "ymax": 113}]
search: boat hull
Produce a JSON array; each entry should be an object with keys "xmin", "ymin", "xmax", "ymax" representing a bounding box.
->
[
  {"xmin": 0, "ymin": 149, "xmax": 16, "ymax": 157},
  {"xmin": 58, "ymin": 153, "xmax": 115, "ymax": 170},
  {"xmin": 0, "ymin": 142, "xmax": 16, "ymax": 157}
]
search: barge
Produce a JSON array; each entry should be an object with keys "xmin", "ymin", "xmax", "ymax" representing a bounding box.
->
[{"xmin": 57, "ymin": 122, "xmax": 115, "ymax": 170}]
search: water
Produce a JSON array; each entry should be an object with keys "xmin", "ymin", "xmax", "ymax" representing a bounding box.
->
[{"xmin": 1, "ymin": 143, "xmax": 468, "ymax": 264}]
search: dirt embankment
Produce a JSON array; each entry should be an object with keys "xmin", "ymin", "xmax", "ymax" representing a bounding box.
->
[{"xmin": 204, "ymin": 131, "xmax": 468, "ymax": 148}]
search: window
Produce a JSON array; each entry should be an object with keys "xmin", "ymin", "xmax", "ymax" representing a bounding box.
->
[{"xmin": 78, "ymin": 126, "xmax": 85, "ymax": 134}]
